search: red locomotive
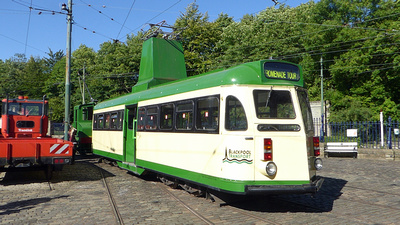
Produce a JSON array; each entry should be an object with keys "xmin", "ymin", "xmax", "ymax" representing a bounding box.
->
[{"xmin": 0, "ymin": 96, "xmax": 73, "ymax": 178}]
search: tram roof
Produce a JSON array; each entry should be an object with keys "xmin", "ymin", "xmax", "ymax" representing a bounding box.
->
[{"xmin": 94, "ymin": 59, "xmax": 304, "ymax": 110}]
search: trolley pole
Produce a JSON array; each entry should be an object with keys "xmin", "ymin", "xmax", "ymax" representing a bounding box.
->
[
  {"xmin": 320, "ymin": 56, "xmax": 324, "ymax": 141},
  {"xmin": 63, "ymin": 0, "xmax": 73, "ymax": 141}
]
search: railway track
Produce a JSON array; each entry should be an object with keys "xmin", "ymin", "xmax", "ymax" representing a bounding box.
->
[
  {"xmin": 1, "ymin": 157, "xmax": 400, "ymax": 224},
  {"xmin": 156, "ymin": 180, "xmax": 286, "ymax": 225},
  {"xmin": 96, "ymin": 163, "xmax": 125, "ymax": 225},
  {"xmin": 156, "ymin": 183, "xmax": 214, "ymax": 225}
]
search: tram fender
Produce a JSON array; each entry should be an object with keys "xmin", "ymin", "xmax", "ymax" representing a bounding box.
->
[{"xmin": 245, "ymin": 176, "xmax": 324, "ymax": 195}]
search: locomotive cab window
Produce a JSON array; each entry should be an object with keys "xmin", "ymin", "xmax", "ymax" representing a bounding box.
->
[
  {"xmin": 82, "ymin": 107, "xmax": 93, "ymax": 121},
  {"xmin": 253, "ymin": 90, "xmax": 295, "ymax": 119},
  {"xmin": 225, "ymin": 96, "xmax": 247, "ymax": 131},
  {"xmin": 4, "ymin": 103, "xmax": 45, "ymax": 116}
]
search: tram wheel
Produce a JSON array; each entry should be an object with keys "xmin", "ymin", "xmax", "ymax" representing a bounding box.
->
[
  {"xmin": 180, "ymin": 183, "xmax": 205, "ymax": 197},
  {"xmin": 158, "ymin": 176, "xmax": 179, "ymax": 189}
]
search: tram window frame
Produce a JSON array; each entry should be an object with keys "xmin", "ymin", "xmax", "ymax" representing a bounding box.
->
[
  {"xmin": 110, "ymin": 112, "xmax": 118, "ymax": 129},
  {"xmin": 137, "ymin": 108, "xmax": 146, "ymax": 131},
  {"xmin": 175, "ymin": 101, "xmax": 194, "ymax": 131},
  {"xmin": 104, "ymin": 113, "xmax": 111, "ymax": 129},
  {"xmin": 253, "ymin": 90, "xmax": 296, "ymax": 119},
  {"xmin": 97, "ymin": 114, "xmax": 105, "ymax": 129},
  {"xmin": 225, "ymin": 96, "xmax": 248, "ymax": 131},
  {"xmin": 195, "ymin": 97, "xmax": 219, "ymax": 132},
  {"xmin": 93, "ymin": 114, "xmax": 98, "ymax": 129},
  {"xmin": 145, "ymin": 106, "xmax": 158, "ymax": 131},
  {"xmin": 297, "ymin": 89, "xmax": 313, "ymax": 132},
  {"xmin": 160, "ymin": 103, "xmax": 174, "ymax": 130},
  {"xmin": 93, "ymin": 111, "xmax": 124, "ymax": 131},
  {"xmin": 117, "ymin": 110, "xmax": 124, "ymax": 130}
]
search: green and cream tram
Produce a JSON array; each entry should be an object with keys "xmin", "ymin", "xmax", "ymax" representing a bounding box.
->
[{"xmin": 91, "ymin": 37, "xmax": 323, "ymax": 195}]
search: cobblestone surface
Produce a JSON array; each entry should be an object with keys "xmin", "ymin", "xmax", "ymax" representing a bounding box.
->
[{"xmin": 1, "ymin": 156, "xmax": 400, "ymax": 224}]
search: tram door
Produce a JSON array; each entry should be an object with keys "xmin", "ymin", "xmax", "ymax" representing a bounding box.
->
[{"xmin": 124, "ymin": 104, "xmax": 137, "ymax": 163}]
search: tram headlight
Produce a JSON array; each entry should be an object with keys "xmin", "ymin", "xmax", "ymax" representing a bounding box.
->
[
  {"xmin": 314, "ymin": 158, "xmax": 323, "ymax": 170},
  {"xmin": 266, "ymin": 162, "xmax": 277, "ymax": 176}
]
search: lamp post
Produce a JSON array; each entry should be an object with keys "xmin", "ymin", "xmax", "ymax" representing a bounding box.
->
[{"xmin": 62, "ymin": 0, "xmax": 72, "ymax": 141}]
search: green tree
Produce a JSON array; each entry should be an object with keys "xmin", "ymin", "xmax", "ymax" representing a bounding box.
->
[{"xmin": 175, "ymin": 3, "xmax": 230, "ymax": 76}]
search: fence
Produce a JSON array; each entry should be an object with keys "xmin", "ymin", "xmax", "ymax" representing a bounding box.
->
[{"xmin": 313, "ymin": 118, "xmax": 400, "ymax": 149}]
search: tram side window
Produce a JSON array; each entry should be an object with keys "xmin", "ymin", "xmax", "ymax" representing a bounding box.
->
[
  {"xmin": 196, "ymin": 97, "xmax": 219, "ymax": 131},
  {"xmin": 98, "ymin": 114, "xmax": 104, "ymax": 129},
  {"xmin": 160, "ymin": 104, "xmax": 174, "ymax": 130},
  {"xmin": 297, "ymin": 89, "xmax": 313, "ymax": 132},
  {"xmin": 110, "ymin": 112, "xmax": 118, "ymax": 129},
  {"xmin": 225, "ymin": 96, "xmax": 247, "ymax": 131},
  {"xmin": 93, "ymin": 114, "xmax": 98, "ymax": 129},
  {"xmin": 117, "ymin": 110, "xmax": 124, "ymax": 130},
  {"xmin": 253, "ymin": 90, "xmax": 295, "ymax": 119},
  {"xmin": 137, "ymin": 108, "xmax": 146, "ymax": 130},
  {"xmin": 104, "ymin": 113, "xmax": 111, "ymax": 129},
  {"xmin": 176, "ymin": 101, "xmax": 193, "ymax": 130},
  {"xmin": 146, "ymin": 107, "xmax": 158, "ymax": 130}
]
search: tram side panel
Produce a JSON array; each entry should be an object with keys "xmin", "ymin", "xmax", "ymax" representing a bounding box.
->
[{"xmin": 134, "ymin": 87, "xmax": 257, "ymax": 192}]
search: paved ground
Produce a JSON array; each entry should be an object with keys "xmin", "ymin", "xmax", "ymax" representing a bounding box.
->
[{"xmin": 1, "ymin": 156, "xmax": 399, "ymax": 224}]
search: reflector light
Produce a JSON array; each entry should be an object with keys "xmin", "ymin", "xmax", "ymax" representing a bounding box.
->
[
  {"xmin": 266, "ymin": 162, "xmax": 277, "ymax": 176},
  {"xmin": 313, "ymin": 137, "xmax": 320, "ymax": 156},
  {"xmin": 314, "ymin": 158, "xmax": 323, "ymax": 170},
  {"xmin": 264, "ymin": 138, "xmax": 273, "ymax": 161},
  {"xmin": 54, "ymin": 158, "xmax": 65, "ymax": 164}
]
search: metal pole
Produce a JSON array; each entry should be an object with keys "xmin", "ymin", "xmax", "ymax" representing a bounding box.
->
[
  {"xmin": 64, "ymin": 0, "xmax": 72, "ymax": 141},
  {"xmin": 320, "ymin": 56, "xmax": 324, "ymax": 141},
  {"xmin": 380, "ymin": 111, "xmax": 384, "ymax": 147},
  {"xmin": 388, "ymin": 116, "xmax": 392, "ymax": 149},
  {"xmin": 83, "ymin": 65, "xmax": 86, "ymax": 105}
]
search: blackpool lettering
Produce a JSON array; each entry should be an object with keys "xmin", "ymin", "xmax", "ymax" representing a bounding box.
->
[{"xmin": 223, "ymin": 148, "xmax": 253, "ymax": 164}]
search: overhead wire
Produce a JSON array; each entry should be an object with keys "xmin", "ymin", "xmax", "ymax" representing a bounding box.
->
[
  {"xmin": 11, "ymin": 0, "xmax": 66, "ymax": 15},
  {"xmin": 0, "ymin": 33, "xmax": 47, "ymax": 55},
  {"xmin": 122, "ymin": 0, "xmax": 182, "ymax": 42},
  {"xmin": 116, "ymin": 0, "xmax": 136, "ymax": 40},
  {"xmin": 24, "ymin": 0, "xmax": 33, "ymax": 56},
  {"xmin": 73, "ymin": 21, "xmax": 116, "ymax": 41}
]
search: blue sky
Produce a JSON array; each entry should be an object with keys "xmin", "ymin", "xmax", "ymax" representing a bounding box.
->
[{"xmin": 0, "ymin": 0, "xmax": 311, "ymax": 61}]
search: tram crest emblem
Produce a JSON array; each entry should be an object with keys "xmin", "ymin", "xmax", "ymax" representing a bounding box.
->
[{"xmin": 222, "ymin": 148, "xmax": 253, "ymax": 164}]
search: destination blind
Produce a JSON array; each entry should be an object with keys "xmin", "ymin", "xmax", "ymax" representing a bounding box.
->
[{"xmin": 264, "ymin": 62, "xmax": 300, "ymax": 81}]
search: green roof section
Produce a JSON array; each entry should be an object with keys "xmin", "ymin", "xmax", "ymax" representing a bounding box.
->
[{"xmin": 132, "ymin": 38, "xmax": 187, "ymax": 92}]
